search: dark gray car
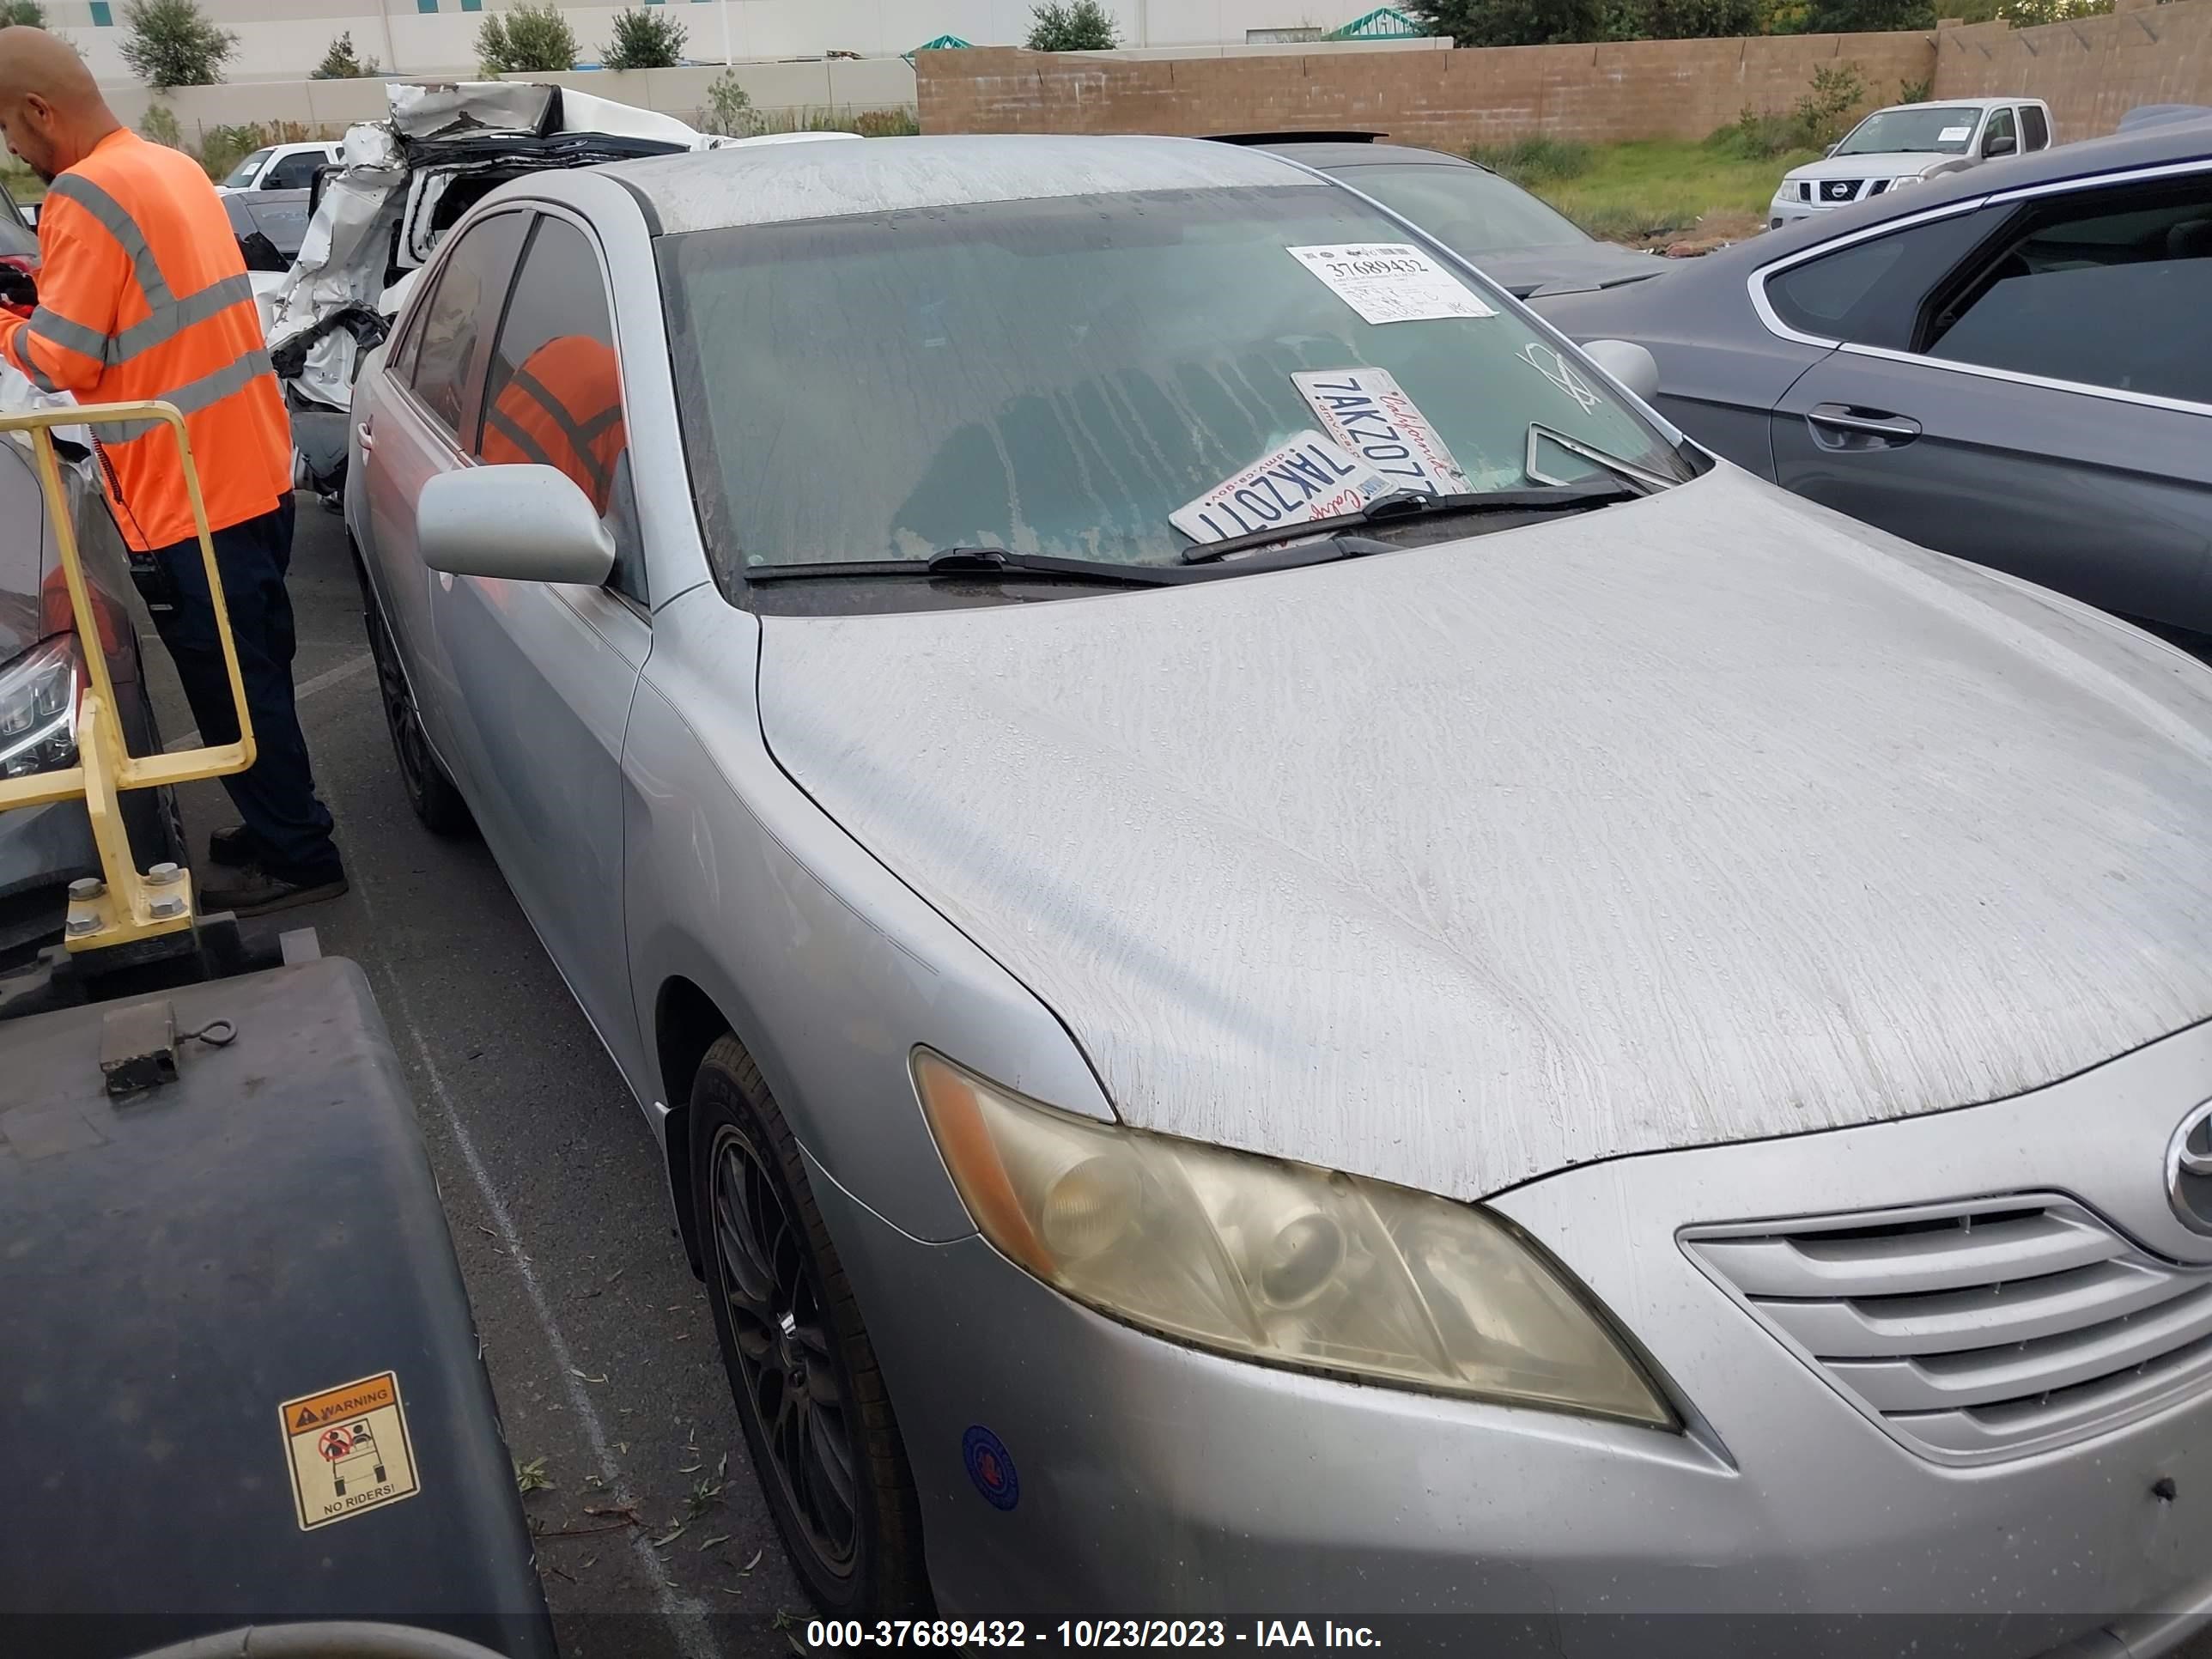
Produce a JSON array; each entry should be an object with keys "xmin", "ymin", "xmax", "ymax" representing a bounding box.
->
[
  {"xmin": 1532, "ymin": 121, "xmax": 2212, "ymax": 637},
  {"xmin": 0, "ymin": 433, "xmax": 182, "ymax": 966},
  {"xmin": 1245, "ymin": 137, "xmax": 1666, "ymax": 298}
]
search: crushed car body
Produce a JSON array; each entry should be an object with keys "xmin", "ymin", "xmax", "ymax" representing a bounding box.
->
[{"xmin": 269, "ymin": 81, "xmax": 726, "ymax": 495}]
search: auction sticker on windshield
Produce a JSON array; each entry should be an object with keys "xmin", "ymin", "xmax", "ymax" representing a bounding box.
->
[
  {"xmin": 1170, "ymin": 431, "xmax": 1397, "ymax": 544},
  {"xmin": 1939, "ymin": 125, "xmax": 1972, "ymax": 142},
  {"xmin": 1285, "ymin": 243, "xmax": 1496, "ymax": 325},
  {"xmin": 1294, "ymin": 368, "xmax": 1472, "ymax": 496}
]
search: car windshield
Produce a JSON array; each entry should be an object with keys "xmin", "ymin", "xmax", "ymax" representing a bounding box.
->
[
  {"xmin": 661, "ymin": 184, "xmax": 1686, "ymax": 581},
  {"xmin": 1318, "ymin": 161, "xmax": 1592, "ymax": 253},
  {"xmin": 1834, "ymin": 107, "xmax": 1983, "ymax": 156},
  {"xmin": 222, "ymin": 148, "xmax": 273, "ymax": 187}
]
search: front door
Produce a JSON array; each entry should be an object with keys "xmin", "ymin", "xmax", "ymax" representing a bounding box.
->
[{"xmin": 425, "ymin": 209, "xmax": 653, "ymax": 1084}]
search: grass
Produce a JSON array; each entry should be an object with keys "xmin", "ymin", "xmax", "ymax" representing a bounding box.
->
[{"xmin": 1476, "ymin": 135, "xmax": 1820, "ymax": 247}]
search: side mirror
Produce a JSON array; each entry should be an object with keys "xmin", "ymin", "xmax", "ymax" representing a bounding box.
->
[
  {"xmin": 1581, "ymin": 338, "xmax": 1662, "ymax": 405},
  {"xmin": 1984, "ymin": 133, "xmax": 2017, "ymax": 158},
  {"xmin": 417, "ymin": 464, "xmax": 616, "ymax": 586}
]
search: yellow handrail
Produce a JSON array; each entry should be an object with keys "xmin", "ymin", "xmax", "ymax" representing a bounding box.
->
[{"xmin": 0, "ymin": 401, "xmax": 256, "ymax": 951}]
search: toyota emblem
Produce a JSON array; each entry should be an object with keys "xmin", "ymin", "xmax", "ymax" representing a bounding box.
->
[{"xmin": 2169, "ymin": 1101, "xmax": 2212, "ymax": 1235}]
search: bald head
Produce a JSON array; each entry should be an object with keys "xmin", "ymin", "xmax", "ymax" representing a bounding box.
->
[{"xmin": 0, "ymin": 25, "xmax": 118, "ymax": 184}]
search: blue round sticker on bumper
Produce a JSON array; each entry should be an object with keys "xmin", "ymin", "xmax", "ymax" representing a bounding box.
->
[{"xmin": 962, "ymin": 1425, "xmax": 1018, "ymax": 1510}]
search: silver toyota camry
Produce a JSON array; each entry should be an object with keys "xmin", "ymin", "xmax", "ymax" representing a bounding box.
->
[{"xmin": 344, "ymin": 134, "xmax": 2212, "ymax": 1651}]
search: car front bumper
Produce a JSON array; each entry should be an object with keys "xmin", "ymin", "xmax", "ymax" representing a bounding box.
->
[{"xmin": 810, "ymin": 1021, "xmax": 2212, "ymax": 1654}]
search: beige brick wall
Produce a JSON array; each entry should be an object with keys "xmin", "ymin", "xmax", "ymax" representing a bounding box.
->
[
  {"xmin": 1932, "ymin": 0, "xmax": 2212, "ymax": 138},
  {"xmin": 917, "ymin": 34, "xmax": 1938, "ymax": 148},
  {"xmin": 919, "ymin": 2, "xmax": 2212, "ymax": 148}
]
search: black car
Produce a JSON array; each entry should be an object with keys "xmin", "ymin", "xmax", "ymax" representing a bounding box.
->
[
  {"xmin": 1230, "ymin": 134, "xmax": 1665, "ymax": 298},
  {"xmin": 1532, "ymin": 120, "xmax": 2212, "ymax": 638}
]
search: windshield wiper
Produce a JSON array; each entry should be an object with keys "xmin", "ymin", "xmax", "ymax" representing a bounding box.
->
[
  {"xmin": 743, "ymin": 544, "xmax": 1352, "ymax": 587},
  {"xmin": 1179, "ymin": 480, "xmax": 1639, "ymax": 565}
]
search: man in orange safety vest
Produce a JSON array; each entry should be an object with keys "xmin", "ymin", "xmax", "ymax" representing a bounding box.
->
[{"xmin": 0, "ymin": 26, "xmax": 344, "ymax": 915}]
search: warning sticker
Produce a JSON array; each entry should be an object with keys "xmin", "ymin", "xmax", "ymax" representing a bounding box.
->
[
  {"xmin": 1285, "ymin": 243, "xmax": 1496, "ymax": 326},
  {"xmin": 1294, "ymin": 368, "xmax": 1472, "ymax": 496},
  {"xmin": 280, "ymin": 1370, "xmax": 421, "ymax": 1531}
]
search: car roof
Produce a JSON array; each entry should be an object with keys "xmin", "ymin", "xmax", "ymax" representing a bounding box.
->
[
  {"xmin": 1255, "ymin": 140, "xmax": 1476, "ymax": 171},
  {"xmin": 605, "ymin": 133, "xmax": 1313, "ymax": 234},
  {"xmin": 1869, "ymin": 96, "xmax": 2038, "ymax": 112}
]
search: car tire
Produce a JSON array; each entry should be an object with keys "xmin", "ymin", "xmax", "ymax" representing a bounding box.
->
[
  {"xmin": 689, "ymin": 1033, "xmax": 930, "ymax": 1616},
  {"xmin": 362, "ymin": 584, "xmax": 472, "ymax": 837}
]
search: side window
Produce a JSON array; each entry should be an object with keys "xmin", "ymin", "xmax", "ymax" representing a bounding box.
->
[
  {"xmin": 1762, "ymin": 210, "xmax": 1994, "ymax": 348},
  {"xmin": 476, "ymin": 216, "xmax": 645, "ymax": 605},
  {"xmin": 1981, "ymin": 107, "xmax": 2017, "ymax": 158},
  {"xmin": 2020, "ymin": 106, "xmax": 2050, "ymax": 152},
  {"xmin": 404, "ymin": 211, "xmax": 529, "ymax": 438},
  {"xmin": 1922, "ymin": 177, "xmax": 2212, "ymax": 404},
  {"xmin": 264, "ymin": 150, "xmax": 322, "ymax": 190}
]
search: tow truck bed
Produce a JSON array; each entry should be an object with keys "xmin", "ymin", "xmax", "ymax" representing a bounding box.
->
[{"xmin": 0, "ymin": 956, "xmax": 556, "ymax": 1659}]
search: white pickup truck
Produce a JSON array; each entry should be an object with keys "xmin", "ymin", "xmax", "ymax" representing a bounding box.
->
[{"xmin": 1768, "ymin": 97, "xmax": 2055, "ymax": 228}]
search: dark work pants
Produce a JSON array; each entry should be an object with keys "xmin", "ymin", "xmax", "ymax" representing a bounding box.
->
[{"xmin": 145, "ymin": 495, "xmax": 343, "ymax": 883}]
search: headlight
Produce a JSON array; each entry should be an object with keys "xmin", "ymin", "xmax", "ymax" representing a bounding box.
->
[
  {"xmin": 1887, "ymin": 173, "xmax": 1923, "ymax": 191},
  {"xmin": 0, "ymin": 635, "xmax": 80, "ymax": 779},
  {"xmin": 914, "ymin": 1051, "xmax": 1674, "ymax": 1426}
]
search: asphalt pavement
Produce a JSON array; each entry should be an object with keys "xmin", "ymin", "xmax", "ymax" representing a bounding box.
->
[{"xmin": 142, "ymin": 495, "xmax": 808, "ymax": 1659}]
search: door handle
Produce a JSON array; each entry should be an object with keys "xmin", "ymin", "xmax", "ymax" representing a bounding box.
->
[
  {"xmin": 1806, "ymin": 404, "xmax": 1920, "ymax": 447},
  {"xmin": 356, "ymin": 422, "xmax": 375, "ymax": 455}
]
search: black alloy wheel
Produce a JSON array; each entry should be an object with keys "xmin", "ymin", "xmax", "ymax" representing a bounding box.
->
[{"xmin": 689, "ymin": 1034, "xmax": 928, "ymax": 1613}]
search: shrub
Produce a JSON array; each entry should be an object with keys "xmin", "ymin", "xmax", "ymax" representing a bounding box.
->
[
  {"xmin": 198, "ymin": 122, "xmax": 270, "ymax": 182},
  {"xmin": 138, "ymin": 100, "xmax": 183, "ymax": 148},
  {"xmin": 311, "ymin": 30, "xmax": 377, "ymax": 79},
  {"xmin": 602, "ymin": 6, "xmax": 686, "ymax": 71},
  {"xmin": 1793, "ymin": 60, "xmax": 1868, "ymax": 150},
  {"xmin": 3, "ymin": 3, "xmax": 48, "ymax": 26},
  {"xmin": 1468, "ymin": 136, "xmax": 1595, "ymax": 186},
  {"xmin": 476, "ymin": 1, "xmax": 576, "ymax": 76},
  {"xmin": 1896, "ymin": 75, "xmax": 1931, "ymax": 104},
  {"xmin": 852, "ymin": 107, "xmax": 921, "ymax": 137},
  {"xmin": 1025, "ymin": 0, "xmax": 1120, "ymax": 51},
  {"xmin": 702, "ymin": 69, "xmax": 756, "ymax": 137},
  {"xmin": 119, "ymin": 0, "xmax": 237, "ymax": 90}
]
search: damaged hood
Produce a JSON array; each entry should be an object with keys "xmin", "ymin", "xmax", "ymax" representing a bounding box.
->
[
  {"xmin": 270, "ymin": 82, "xmax": 718, "ymax": 410},
  {"xmin": 757, "ymin": 468, "xmax": 2212, "ymax": 1200}
]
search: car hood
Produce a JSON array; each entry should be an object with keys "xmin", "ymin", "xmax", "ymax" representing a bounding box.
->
[
  {"xmin": 1784, "ymin": 151, "xmax": 1953, "ymax": 183},
  {"xmin": 1462, "ymin": 241, "xmax": 1666, "ymax": 299},
  {"xmin": 757, "ymin": 468, "xmax": 2212, "ymax": 1200}
]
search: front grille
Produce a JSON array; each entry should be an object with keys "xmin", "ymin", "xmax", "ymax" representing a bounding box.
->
[
  {"xmin": 1866, "ymin": 179, "xmax": 1890, "ymax": 196},
  {"xmin": 1820, "ymin": 178, "xmax": 1862, "ymax": 203},
  {"xmin": 1797, "ymin": 181, "xmax": 1814, "ymax": 202},
  {"xmin": 1685, "ymin": 1196, "xmax": 2212, "ymax": 1464}
]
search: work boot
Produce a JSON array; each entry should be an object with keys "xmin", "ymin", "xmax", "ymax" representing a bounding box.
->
[
  {"xmin": 207, "ymin": 824, "xmax": 267, "ymax": 867},
  {"xmin": 198, "ymin": 863, "xmax": 349, "ymax": 919}
]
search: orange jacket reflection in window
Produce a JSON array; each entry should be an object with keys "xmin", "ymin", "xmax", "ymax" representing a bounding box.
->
[{"xmin": 481, "ymin": 337, "xmax": 625, "ymax": 514}]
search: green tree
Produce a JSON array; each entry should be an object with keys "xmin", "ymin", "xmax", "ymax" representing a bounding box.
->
[
  {"xmin": 2, "ymin": 3, "xmax": 49, "ymax": 27},
  {"xmin": 119, "ymin": 0, "xmax": 237, "ymax": 90},
  {"xmin": 138, "ymin": 100, "xmax": 182, "ymax": 148},
  {"xmin": 1799, "ymin": 0, "xmax": 1935, "ymax": 30},
  {"xmin": 310, "ymin": 29, "xmax": 377, "ymax": 79},
  {"xmin": 1407, "ymin": 0, "xmax": 1605, "ymax": 46},
  {"xmin": 602, "ymin": 5, "xmax": 687, "ymax": 70},
  {"xmin": 476, "ymin": 0, "xmax": 577, "ymax": 76},
  {"xmin": 1025, "ymin": 0, "xmax": 1121, "ymax": 50}
]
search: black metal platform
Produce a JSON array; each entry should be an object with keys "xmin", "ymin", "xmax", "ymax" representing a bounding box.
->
[{"xmin": 0, "ymin": 957, "xmax": 558, "ymax": 1659}]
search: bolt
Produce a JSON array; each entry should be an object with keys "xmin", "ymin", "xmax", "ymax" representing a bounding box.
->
[
  {"xmin": 146, "ymin": 862, "xmax": 181, "ymax": 885},
  {"xmin": 67, "ymin": 877, "xmax": 103, "ymax": 901},
  {"xmin": 64, "ymin": 915, "xmax": 99, "ymax": 938},
  {"xmin": 148, "ymin": 895, "xmax": 185, "ymax": 919}
]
